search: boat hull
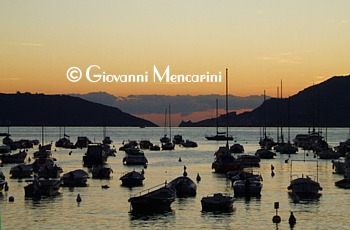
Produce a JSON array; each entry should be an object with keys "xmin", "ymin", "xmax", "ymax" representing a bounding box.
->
[
  {"xmin": 128, "ymin": 186, "xmax": 176, "ymax": 213},
  {"xmin": 201, "ymin": 193, "xmax": 234, "ymax": 212}
]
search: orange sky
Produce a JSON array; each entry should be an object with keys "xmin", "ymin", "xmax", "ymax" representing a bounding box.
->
[{"xmin": 1, "ymin": 1, "xmax": 349, "ymax": 98}]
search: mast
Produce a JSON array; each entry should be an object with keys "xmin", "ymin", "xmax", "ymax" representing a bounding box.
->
[
  {"xmin": 226, "ymin": 68, "xmax": 229, "ymax": 150},
  {"xmin": 216, "ymin": 99, "xmax": 219, "ymax": 135},
  {"xmin": 164, "ymin": 107, "xmax": 167, "ymax": 136},
  {"xmin": 263, "ymin": 90, "xmax": 266, "ymax": 137},
  {"xmin": 169, "ymin": 104, "xmax": 172, "ymax": 140},
  {"xmin": 277, "ymin": 87, "xmax": 279, "ymax": 144},
  {"xmin": 280, "ymin": 79, "xmax": 283, "ymax": 143}
]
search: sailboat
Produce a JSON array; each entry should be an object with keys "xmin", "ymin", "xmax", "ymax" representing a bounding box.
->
[
  {"xmin": 55, "ymin": 127, "xmax": 75, "ymax": 149},
  {"xmin": 162, "ymin": 105, "xmax": 175, "ymax": 150},
  {"xmin": 288, "ymin": 160, "xmax": 322, "ymax": 200},
  {"xmin": 160, "ymin": 107, "xmax": 171, "ymax": 143},
  {"xmin": 211, "ymin": 68, "xmax": 243, "ymax": 173},
  {"xmin": 205, "ymin": 99, "xmax": 233, "ymax": 141},
  {"xmin": 259, "ymin": 90, "xmax": 275, "ymax": 150}
]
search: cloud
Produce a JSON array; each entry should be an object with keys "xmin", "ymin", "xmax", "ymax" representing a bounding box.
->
[
  {"xmin": 0, "ymin": 78, "xmax": 21, "ymax": 81},
  {"xmin": 259, "ymin": 50, "xmax": 311, "ymax": 64},
  {"xmin": 11, "ymin": 42, "xmax": 44, "ymax": 47}
]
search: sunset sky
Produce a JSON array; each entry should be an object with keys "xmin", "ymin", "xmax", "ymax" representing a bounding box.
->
[{"xmin": 1, "ymin": 1, "xmax": 349, "ymax": 98}]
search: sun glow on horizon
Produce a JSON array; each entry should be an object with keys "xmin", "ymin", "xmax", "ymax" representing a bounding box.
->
[{"xmin": 1, "ymin": 1, "xmax": 349, "ymax": 98}]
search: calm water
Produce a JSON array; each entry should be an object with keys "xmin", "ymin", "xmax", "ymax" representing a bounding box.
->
[{"xmin": 1, "ymin": 126, "xmax": 350, "ymax": 229}]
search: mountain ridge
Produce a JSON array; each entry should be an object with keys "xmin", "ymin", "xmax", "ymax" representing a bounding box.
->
[
  {"xmin": 179, "ymin": 75, "xmax": 350, "ymax": 127},
  {"xmin": 0, "ymin": 92, "xmax": 157, "ymax": 127}
]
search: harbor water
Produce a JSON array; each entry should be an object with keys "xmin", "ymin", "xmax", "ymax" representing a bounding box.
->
[{"xmin": 1, "ymin": 126, "xmax": 350, "ymax": 229}]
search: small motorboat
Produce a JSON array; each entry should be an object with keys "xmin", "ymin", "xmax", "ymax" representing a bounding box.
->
[
  {"xmin": 123, "ymin": 147, "xmax": 148, "ymax": 165},
  {"xmin": 335, "ymin": 178, "xmax": 350, "ymax": 189},
  {"xmin": 180, "ymin": 140, "xmax": 198, "ymax": 148},
  {"xmin": 10, "ymin": 164, "xmax": 33, "ymax": 179},
  {"xmin": 0, "ymin": 145, "xmax": 11, "ymax": 154},
  {"xmin": 317, "ymin": 149, "xmax": 340, "ymax": 159},
  {"xmin": 32, "ymin": 158, "xmax": 63, "ymax": 179},
  {"xmin": 212, "ymin": 147, "xmax": 243, "ymax": 174},
  {"xmin": 201, "ymin": 193, "xmax": 234, "ymax": 212},
  {"xmin": 149, "ymin": 145, "xmax": 161, "ymax": 151},
  {"xmin": 24, "ymin": 177, "xmax": 61, "ymax": 197},
  {"xmin": 0, "ymin": 150, "xmax": 27, "ymax": 164},
  {"xmin": 128, "ymin": 183, "xmax": 176, "ymax": 213},
  {"xmin": 120, "ymin": 170, "xmax": 145, "ymax": 187},
  {"xmin": 33, "ymin": 144, "xmax": 52, "ymax": 159},
  {"xmin": 139, "ymin": 140, "xmax": 153, "ymax": 150},
  {"xmin": 0, "ymin": 171, "xmax": 8, "ymax": 192},
  {"xmin": 230, "ymin": 143, "xmax": 244, "ymax": 153},
  {"xmin": 167, "ymin": 174, "xmax": 197, "ymax": 198},
  {"xmin": 236, "ymin": 154, "xmax": 260, "ymax": 167},
  {"xmin": 255, "ymin": 148, "xmax": 276, "ymax": 159},
  {"xmin": 91, "ymin": 165, "xmax": 112, "ymax": 179},
  {"xmin": 233, "ymin": 179, "xmax": 263, "ymax": 197},
  {"xmin": 119, "ymin": 140, "xmax": 138, "ymax": 151},
  {"xmin": 61, "ymin": 169, "xmax": 89, "ymax": 187},
  {"xmin": 83, "ymin": 144, "xmax": 108, "ymax": 167},
  {"xmin": 288, "ymin": 175, "xmax": 322, "ymax": 198},
  {"xmin": 161, "ymin": 142, "xmax": 175, "ymax": 150},
  {"xmin": 75, "ymin": 136, "xmax": 92, "ymax": 149}
]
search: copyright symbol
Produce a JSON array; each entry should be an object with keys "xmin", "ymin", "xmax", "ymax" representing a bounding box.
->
[{"xmin": 66, "ymin": 67, "xmax": 82, "ymax": 82}]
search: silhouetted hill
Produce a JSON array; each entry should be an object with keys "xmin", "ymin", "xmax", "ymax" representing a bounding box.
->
[
  {"xmin": 0, "ymin": 93, "xmax": 157, "ymax": 127},
  {"xmin": 180, "ymin": 75, "xmax": 350, "ymax": 127}
]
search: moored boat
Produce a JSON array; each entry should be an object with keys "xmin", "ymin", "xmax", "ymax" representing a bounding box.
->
[
  {"xmin": 317, "ymin": 148, "xmax": 340, "ymax": 159},
  {"xmin": 10, "ymin": 163, "xmax": 33, "ymax": 178},
  {"xmin": 288, "ymin": 175, "xmax": 322, "ymax": 198},
  {"xmin": 24, "ymin": 177, "xmax": 61, "ymax": 197},
  {"xmin": 236, "ymin": 154, "xmax": 260, "ymax": 167},
  {"xmin": 123, "ymin": 147, "xmax": 148, "ymax": 165},
  {"xmin": 167, "ymin": 172, "xmax": 197, "ymax": 198},
  {"xmin": 230, "ymin": 143, "xmax": 244, "ymax": 154},
  {"xmin": 0, "ymin": 150, "xmax": 27, "ymax": 164},
  {"xmin": 201, "ymin": 193, "xmax": 234, "ymax": 212},
  {"xmin": 83, "ymin": 144, "xmax": 107, "ymax": 167},
  {"xmin": 120, "ymin": 170, "xmax": 145, "ymax": 187},
  {"xmin": 75, "ymin": 136, "xmax": 92, "ymax": 148},
  {"xmin": 233, "ymin": 179, "xmax": 262, "ymax": 197},
  {"xmin": 91, "ymin": 165, "xmax": 112, "ymax": 179},
  {"xmin": 212, "ymin": 146, "xmax": 243, "ymax": 173},
  {"xmin": 61, "ymin": 169, "xmax": 89, "ymax": 187},
  {"xmin": 128, "ymin": 183, "xmax": 176, "ymax": 213},
  {"xmin": 255, "ymin": 148, "xmax": 276, "ymax": 159},
  {"xmin": 180, "ymin": 140, "xmax": 198, "ymax": 148}
]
